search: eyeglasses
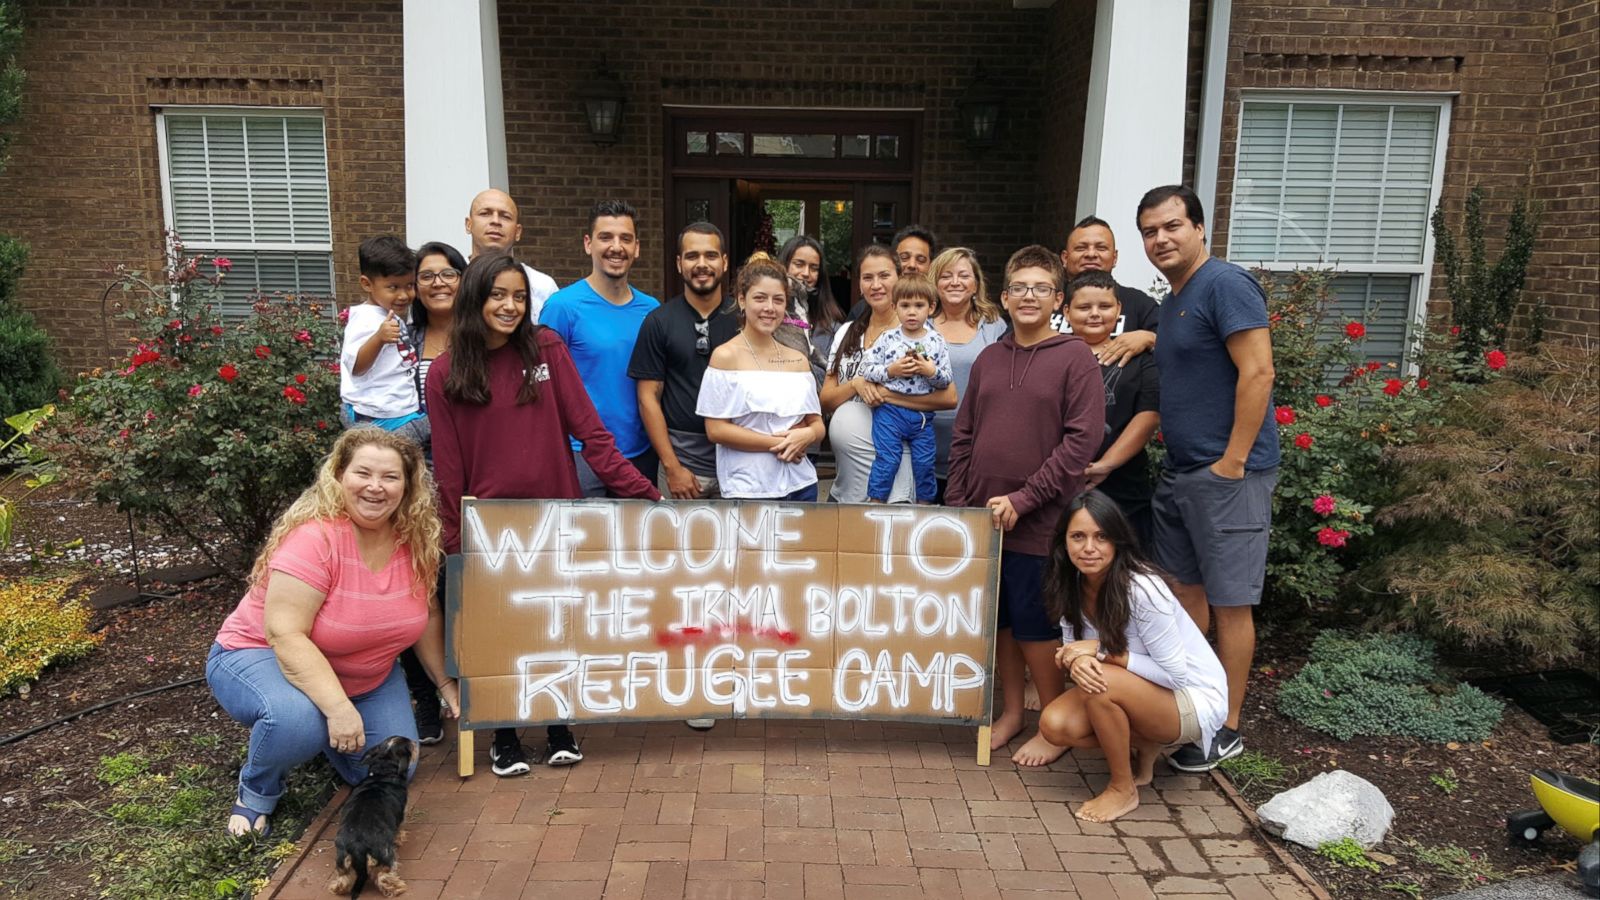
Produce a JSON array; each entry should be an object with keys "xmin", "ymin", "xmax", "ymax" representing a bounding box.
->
[
  {"xmin": 1004, "ymin": 283, "xmax": 1061, "ymax": 300},
  {"xmin": 418, "ymin": 269, "xmax": 461, "ymax": 285},
  {"xmin": 694, "ymin": 320, "xmax": 709, "ymax": 356}
]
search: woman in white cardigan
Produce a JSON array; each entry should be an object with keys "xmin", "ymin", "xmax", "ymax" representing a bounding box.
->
[{"xmin": 1038, "ymin": 490, "xmax": 1229, "ymax": 823}]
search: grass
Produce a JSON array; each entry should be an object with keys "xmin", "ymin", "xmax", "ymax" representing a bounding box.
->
[
  {"xmin": 1217, "ymin": 749, "xmax": 1292, "ymax": 794},
  {"xmin": 1407, "ymin": 841, "xmax": 1505, "ymax": 888},
  {"xmin": 4, "ymin": 744, "xmax": 336, "ymax": 899},
  {"xmin": 1429, "ymin": 767, "xmax": 1459, "ymax": 794},
  {"xmin": 1316, "ymin": 837, "xmax": 1382, "ymax": 873}
]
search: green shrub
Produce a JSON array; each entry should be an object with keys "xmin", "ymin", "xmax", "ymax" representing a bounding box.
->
[
  {"xmin": 1430, "ymin": 186, "xmax": 1539, "ymax": 355},
  {"xmin": 0, "ymin": 576, "xmax": 101, "ymax": 695},
  {"xmin": 1277, "ymin": 631, "xmax": 1504, "ymax": 742},
  {"xmin": 1359, "ymin": 343, "xmax": 1599, "ymax": 665},
  {"xmin": 34, "ymin": 243, "xmax": 342, "ymax": 569},
  {"xmin": 1317, "ymin": 837, "xmax": 1380, "ymax": 872}
]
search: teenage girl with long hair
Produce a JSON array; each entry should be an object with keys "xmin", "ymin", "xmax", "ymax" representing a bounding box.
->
[{"xmin": 426, "ymin": 252, "xmax": 661, "ymax": 777}]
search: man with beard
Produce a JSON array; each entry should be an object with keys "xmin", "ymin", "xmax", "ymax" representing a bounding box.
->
[
  {"xmin": 1052, "ymin": 215, "xmax": 1159, "ymax": 367},
  {"xmin": 541, "ymin": 200, "xmax": 661, "ymax": 494},
  {"xmin": 628, "ymin": 222, "xmax": 738, "ymax": 501},
  {"xmin": 463, "ymin": 188, "xmax": 560, "ymax": 323}
]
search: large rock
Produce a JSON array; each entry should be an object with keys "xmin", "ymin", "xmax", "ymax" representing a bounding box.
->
[{"xmin": 1257, "ymin": 769, "xmax": 1394, "ymax": 849}]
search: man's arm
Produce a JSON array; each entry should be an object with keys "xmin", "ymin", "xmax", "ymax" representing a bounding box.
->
[
  {"xmin": 1215, "ymin": 327, "xmax": 1274, "ymax": 479},
  {"xmin": 637, "ymin": 378, "xmax": 698, "ymax": 499}
]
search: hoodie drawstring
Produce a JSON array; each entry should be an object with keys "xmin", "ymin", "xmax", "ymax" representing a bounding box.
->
[{"xmin": 1009, "ymin": 342, "xmax": 1041, "ymax": 390}]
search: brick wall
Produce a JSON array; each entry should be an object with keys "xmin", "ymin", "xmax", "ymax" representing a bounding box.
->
[
  {"xmin": 0, "ymin": 0, "xmax": 405, "ymax": 372},
  {"xmin": 1211, "ymin": 0, "xmax": 1598, "ymax": 343},
  {"xmin": 1527, "ymin": 0, "xmax": 1599, "ymax": 340},
  {"xmin": 495, "ymin": 0, "xmax": 1056, "ymax": 297},
  {"xmin": 1036, "ymin": 0, "xmax": 1097, "ymax": 247}
]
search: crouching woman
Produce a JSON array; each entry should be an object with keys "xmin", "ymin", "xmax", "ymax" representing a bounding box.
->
[
  {"xmin": 205, "ymin": 428, "xmax": 458, "ymax": 837},
  {"xmin": 1038, "ymin": 491, "xmax": 1227, "ymax": 823}
]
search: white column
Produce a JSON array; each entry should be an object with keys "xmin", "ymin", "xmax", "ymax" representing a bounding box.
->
[
  {"xmin": 403, "ymin": 0, "xmax": 508, "ymax": 256},
  {"xmin": 1076, "ymin": 0, "xmax": 1191, "ymax": 294}
]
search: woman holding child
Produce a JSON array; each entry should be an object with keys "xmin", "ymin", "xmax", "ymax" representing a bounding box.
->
[
  {"xmin": 820, "ymin": 246, "xmax": 956, "ymax": 503},
  {"xmin": 697, "ymin": 255, "xmax": 826, "ymax": 501},
  {"xmin": 1038, "ymin": 491, "xmax": 1228, "ymax": 823}
]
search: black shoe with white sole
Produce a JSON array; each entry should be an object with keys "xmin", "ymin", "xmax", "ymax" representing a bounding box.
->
[
  {"xmin": 544, "ymin": 727, "xmax": 583, "ymax": 767},
  {"xmin": 1168, "ymin": 726, "xmax": 1244, "ymax": 773},
  {"xmin": 414, "ymin": 696, "xmax": 443, "ymax": 745},
  {"xmin": 489, "ymin": 730, "xmax": 531, "ymax": 777}
]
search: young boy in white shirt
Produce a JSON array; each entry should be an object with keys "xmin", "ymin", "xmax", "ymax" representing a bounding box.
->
[
  {"xmin": 860, "ymin": 276, "xmax": 952, "ymax": 503},
  {"xmin": 339, "ymin": 236, "xmax": 430, "ymax": 447}
]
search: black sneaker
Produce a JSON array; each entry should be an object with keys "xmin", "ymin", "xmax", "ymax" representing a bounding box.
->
[
  {"xmin": 489, "ymin": 731, "xmax": 531, "ymax": 777},
  {"xmin": 413, "ymin": 697, "xmax": 443, "ymax": 745},
  {"xmin": 544, "ymin": 729, "xmax": 583, "ymax": 767},
  {"xmin": 1168, "ymin": 726, "xmax": 1244, "ymax": 773}
]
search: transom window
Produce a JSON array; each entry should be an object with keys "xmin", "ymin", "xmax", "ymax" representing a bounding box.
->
[
  {"xmin": 156, "ymin": 108, "xmax": 334, "ymax": 318},
  {"xmin": 1229, "ymin": 93, "xmax": 1451, "ymax": 365}
]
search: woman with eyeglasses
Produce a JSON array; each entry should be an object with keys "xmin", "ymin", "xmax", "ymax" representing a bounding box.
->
[
  {"xmin": 395, "ymin": 240, "xmax": 467, "ymax": 746},
  {"xmin": 696, "ymin": 255, "xmax": 824, "ymax": 501}
]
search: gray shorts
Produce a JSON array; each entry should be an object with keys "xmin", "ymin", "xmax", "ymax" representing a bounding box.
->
[{"xmin": 1151, "ymin": 465, "xmax": 1277, "ymax": 606}]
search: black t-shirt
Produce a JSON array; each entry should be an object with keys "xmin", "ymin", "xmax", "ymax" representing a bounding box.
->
[
  {"xmin": 1094, "ymin": 351, "xmax": 1160, "ymax": 505},
  {"xmin": 626, "ymin": 295, "xmax": 741, "ymax": 434},
  {"xmin": 1052, "ymin": 284, "xmax": 1160, "ymax": 336}
]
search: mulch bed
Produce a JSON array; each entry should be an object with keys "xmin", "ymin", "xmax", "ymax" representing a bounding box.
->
[{"xmin": 1233, "ymin": 628, "xmax": 1599, "ymax": 899}]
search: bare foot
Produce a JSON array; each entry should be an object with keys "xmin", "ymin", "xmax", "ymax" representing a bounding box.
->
[
  {"xmin": 1022, "ymin": 677, "xmax": 1041, "ymax": 712},
  {"xmin": 1132, "ymin": 741, "xmax": 1160, "ymax": 787},
  {"xmin": 990, "ymin": 711, "xmax": 1024, "ymax": 752},
  {"xmin": 1077, "ymin": 784, "xmax": 1140, "ymax": 822},
  {"xmin": 1011, "ymin": 731, "xmax": 1068, "ymax": 767}
]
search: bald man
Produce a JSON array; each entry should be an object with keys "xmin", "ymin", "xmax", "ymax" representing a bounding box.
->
[{"xmin": 465, "ymin": 189, "xmax": 560, "ymax": 323}]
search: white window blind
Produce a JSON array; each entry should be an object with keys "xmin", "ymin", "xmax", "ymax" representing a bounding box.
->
[
  {"xmin": 1229, "ymin": 94, "xmax": 1449, "ymax": 365},
  {"xmin": 159, "ymin": 110, "xmax": 334, "ymax": 318}
]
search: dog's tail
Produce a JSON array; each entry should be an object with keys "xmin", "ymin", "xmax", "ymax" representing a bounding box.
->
[{"xmin": 349, "ymin": 851, "xmax": 369, "ymax": 899}]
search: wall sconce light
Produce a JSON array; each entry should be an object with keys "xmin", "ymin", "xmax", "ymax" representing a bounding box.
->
[
  {"xmin": 956, "ymin": 64, "xmax": 1003, "ymax": 151},
  {"xmin": 578, "ymin": 56, "xmax": 626, "ymax": 145}
]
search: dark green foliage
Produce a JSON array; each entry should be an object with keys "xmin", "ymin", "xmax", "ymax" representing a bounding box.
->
[
  {"xmin": 1277, "ymin": 631, "xmax": 1504, "ymax": 742},
  {"xmin": 1361, "ymin": 344, "xmax": 1599, "ymax": 665},
  {"xmin": 1430, "ymin": 186, "xmax": 1540, "ymax": 357},
  {"xmin": 0, "ymin": 238, "xmax": 58, "ymax": 420},
  {"xmin": 0, "ymin": 0, "xmax": 23, "ymax": 165}
]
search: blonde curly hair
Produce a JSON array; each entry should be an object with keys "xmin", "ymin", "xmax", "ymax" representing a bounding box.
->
[
  {"xmin": 930, "ymin": 247, "xmax": 1002, "ymax": 326},
  {"xmin": 249, "ymin": 428, "xmax": 442, "ymax": 605}
]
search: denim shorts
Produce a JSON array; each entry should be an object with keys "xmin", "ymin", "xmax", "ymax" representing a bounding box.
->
[{"xmin": 997, "ymin": 550, "xmax": 1061, "ymax": 642}]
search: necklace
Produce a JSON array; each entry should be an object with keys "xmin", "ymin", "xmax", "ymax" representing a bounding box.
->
[{"xmin": 741, "ymin": 333, "xmax": 790, "ymax": 369}]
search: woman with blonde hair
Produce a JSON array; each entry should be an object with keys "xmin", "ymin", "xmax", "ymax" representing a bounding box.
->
[
  {"xmin": 206, "ymin": 427, "xmax": 456, "ymax": 837},
  {"xmin": 928, "ymin": 247, "xmax": 1008, "ymax": 501}
]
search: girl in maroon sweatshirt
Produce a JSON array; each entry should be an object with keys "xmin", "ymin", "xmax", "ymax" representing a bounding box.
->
[
  {"xmin": 947, "ymin": 245, "xmax": 1104, "ymax": 768},
  {"xmin": 427, "ymin": 252, "xmax": 661, "ymax": 776}
]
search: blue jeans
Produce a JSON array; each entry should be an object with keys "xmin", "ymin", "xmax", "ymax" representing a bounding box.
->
[
  {"xmin": 868, "ymin": 404, "xmax": 937, "ymax": 502},
  {"xmin": 206, "ymin": 643, "xmax": 418, "ymax": 813}
]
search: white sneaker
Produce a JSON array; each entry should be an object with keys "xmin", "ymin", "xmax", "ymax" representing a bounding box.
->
[{"xmin": 686, "ymin": 719, "xmax": 716, "ymax": 731}]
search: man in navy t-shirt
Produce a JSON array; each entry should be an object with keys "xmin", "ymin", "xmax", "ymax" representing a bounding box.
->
[{"xmin": 1138, "ymin": 185, "xmax": 1279, "ymax": 774}]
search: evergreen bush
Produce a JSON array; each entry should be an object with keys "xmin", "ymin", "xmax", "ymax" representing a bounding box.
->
[
  {"xmin": 0, "ymin": 576, "xmax": 101, "ymax": 695},
  {"xmin": 1277, "ymin": 631, "xmax": 1504, "ymax": 742}
]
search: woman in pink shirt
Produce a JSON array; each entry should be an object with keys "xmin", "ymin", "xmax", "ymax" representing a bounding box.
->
[{"xmin": 206, "ymin": 428, "xmax": 454, "ymax": 837}]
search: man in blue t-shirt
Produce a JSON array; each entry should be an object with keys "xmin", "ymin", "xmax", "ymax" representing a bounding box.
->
[
  {"xmin": 541, "ymin": 200, "xmax": 660, "ymax": 496},
  {"xmin": 1138, "ymin": 185, "xmax": 1279, "ymax": 774}
]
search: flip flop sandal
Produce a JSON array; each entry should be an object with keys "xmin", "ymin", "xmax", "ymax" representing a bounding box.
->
[{"xmin": 228, "ymin": 801, "xmax": 271, "ymax": 838}]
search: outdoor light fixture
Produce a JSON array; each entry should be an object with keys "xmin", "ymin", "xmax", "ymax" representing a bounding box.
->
[
  {"xmin": 578, "ymin": 57, "xmax": 626, "ymax": 145},
  {"xmin": 956, "ymin": 65, "xmax": 1003, "ymax": 151}
]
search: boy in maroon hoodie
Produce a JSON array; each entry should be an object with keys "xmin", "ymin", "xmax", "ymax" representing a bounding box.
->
[{"xmin": 948, "ymin": 245, "xmax": 1105, "ymax": 767}]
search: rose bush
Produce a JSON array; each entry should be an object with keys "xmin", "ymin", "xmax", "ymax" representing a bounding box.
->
[
  {"xmin": 36, "ymin": 241, "xmax": 342, "ymax": 568},
  {"xmin": 1259, "ymin": 269, "xmax": 1506, "ymax": 609}
]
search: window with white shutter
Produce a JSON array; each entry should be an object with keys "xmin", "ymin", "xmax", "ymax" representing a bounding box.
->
[
  {"xmin": 157, "ymin": 108, "xmax": 334, "ymax": 319},
  {"xmin": 1228, "ymin": 93, "xmax": 1451, "ymax": 365}
]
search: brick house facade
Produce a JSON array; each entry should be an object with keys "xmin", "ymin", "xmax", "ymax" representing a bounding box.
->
[{"xmin": 0, "ymin": 0, "xmax": 1593, "ymax": 373}]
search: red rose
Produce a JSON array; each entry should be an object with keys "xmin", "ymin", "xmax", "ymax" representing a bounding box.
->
[
  {"xmin": 254, "ymin": 345, "xmax": 271, "ymax": 359},
  {"xmin": 1294, "ymin": 433, "xmax": 1314, "ymax": 450},
  {"xmin": 316, "ymin": 420, "xmax": 328, "ymax": 430},
  {"xmin": 218, "ymin": 364, "xmax": 238, "ymax": 382},
  {"xmin": 1312, "ymin": 495, "xmax": 1337, "ymax": 516},
  {"xmin": 210, "ymin": 326, "xmax": 225, "ymax": 336},
  {"xmin": 213, "ymin": 256, "xmax": 233, "ymax": 271},
  {"xmin": 294, "ymin": 373, "xmax": 307, "ymax": 384},
  {"xmin": 1344, "ymin": 321, "xmax": 1366, "ymax": 340},
  {"xmin": 1274, "ymin": 406, "xmax": 1296, "ymax": 425},
  {"xmin": 1417, "ymin": 378, "xmax": 1430, "ymax": 390},
  {"xmin": 1450, "ymin": 325, "xmax": 1461, "ymax": 336},
  {"xmin": 1315, "ymin": 395, "xmax": 1333, "ymax": 408},
  {"xmin": 167, "ymin": 319, "xmax": 183, "ymax": 330},
  {"xmin": 295, "ymin": 329, "xmax": 313, "ymax": 344},
  {"xmin": 281, "ymin": 385, "xmax": 306, "ymax": 405},
  {"xmin": 1365, "ymin": 361, "xmax": 1382, "ymax": 373},
  {"xmin": 1383, "ymin": 378, "xmax": 1404, "ymax": 397},
  {"xmin": 1485, "ymin": 349, "xmax": 1508, "ymax": 370},
  {"xmin": 1317, "ymin": 527, "xmax": 1350, "ymax": 548}
]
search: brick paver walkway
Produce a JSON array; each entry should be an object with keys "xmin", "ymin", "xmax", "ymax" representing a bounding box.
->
[{"xmin": 263, "ymin": 719, "xmax": 1314, "ymax": 900}]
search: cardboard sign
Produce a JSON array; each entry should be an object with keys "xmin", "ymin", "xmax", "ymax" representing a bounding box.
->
[{"xmin": 446, "ymin": 499, "xmax": 1000, "ymax": 730}]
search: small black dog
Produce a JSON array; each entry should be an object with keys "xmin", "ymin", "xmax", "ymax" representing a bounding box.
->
[{"xmin": 328, "ymin": 735, "xmax": 416, "ymax": 898}]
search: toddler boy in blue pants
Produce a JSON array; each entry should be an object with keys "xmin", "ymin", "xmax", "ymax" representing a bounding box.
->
[{"xmin": 861, "ymin": 277, "xmax": 952, "ymax": 503}]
